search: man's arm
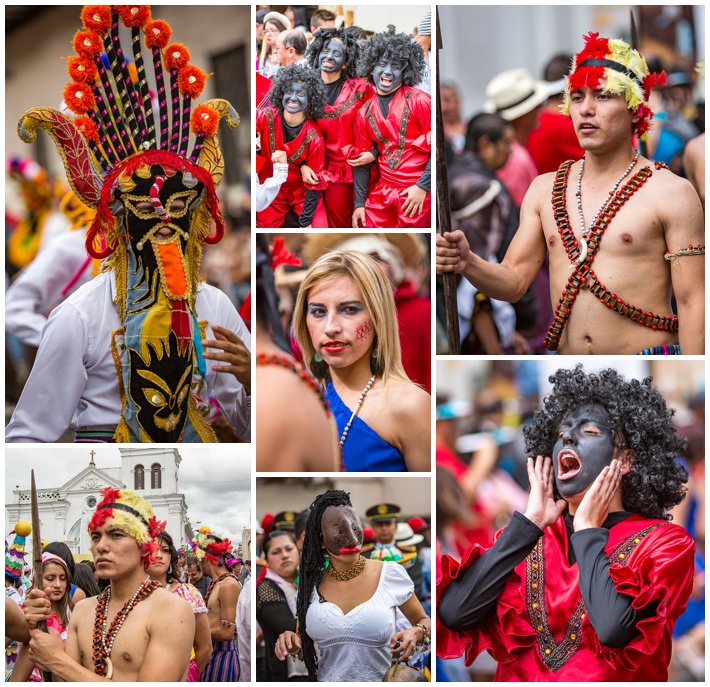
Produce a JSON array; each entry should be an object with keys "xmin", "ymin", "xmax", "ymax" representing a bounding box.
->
[
  {"xmin": 436, "ymin": 174, "xmax": 549, "ymax": 302},
  {"xmin": 210, "ymin": 579, "xmax": 239, "ymax": 642},
  {"xmin": 661, "ymin": 175, "xmax": 704, "ymax": 354},
  {"xmin": 439, "ymin": 456, "xmax": 562, "ymax": 630},
  {"xmin": 6, "ymin": 301, "xmax": 89, "ymax": 442},
  {"xmin": 137, "ymin": 594, "xmax": 195, "ymax": 681}
]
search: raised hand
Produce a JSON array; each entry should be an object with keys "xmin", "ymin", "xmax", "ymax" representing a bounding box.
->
[
  {"xmin": 523, "ymin": 455, "xmax": 567, "ymax": 529},
  {"xmin": 573, "ymin": 459, "xmax": 623, "ymax": 531},
  {"xmin": 435, "ymin": 230, "xmax": 470, "ymax": 274}
]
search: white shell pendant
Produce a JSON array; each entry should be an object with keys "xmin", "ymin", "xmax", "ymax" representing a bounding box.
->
[
  {"xmin": 105, "ymin": 657, "xmax": 114, "ymax": 680},
  {"xmin": 574, "ymin": 237, "xmax": 588, "ymax": 268}
]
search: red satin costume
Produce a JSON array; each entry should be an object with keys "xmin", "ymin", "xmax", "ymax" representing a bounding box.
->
[
  {"xmin": 312, "ymin": 77, "xmax": 372, "ymax": 229},
  {"xmin": 256, "ymin": 107, "xmax": 325, "ymax": 228},
  {"xmin": 437, "ymin": 513, "xmax": 695, "ymax": 681},
  {"xmin": 354, "ymin": 86, "xmax": 431, "ymax": 228}
]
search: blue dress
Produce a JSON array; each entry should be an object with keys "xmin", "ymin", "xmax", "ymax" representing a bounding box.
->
[{"xmin": 326, "ymin": 383, "xmax": 406, "ymax": 472}]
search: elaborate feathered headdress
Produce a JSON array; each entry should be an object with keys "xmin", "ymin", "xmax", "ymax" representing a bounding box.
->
[
  {"xmin": 17, "ymin": 5, "xmax": 239, "ymax": 258},
  {"xmin": 88, "ymin": 487, "xmax": 166, "ymax": 565},
  {"xmin": 192, "ymin": 526, "xmax": 235, "ymax": 566},
  {"xmin": 563, "ymin": 32, "xmax": 666, "ymax": 137}
]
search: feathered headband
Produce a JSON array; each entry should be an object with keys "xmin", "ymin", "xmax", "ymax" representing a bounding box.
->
[
  {"xmin": 17, "ymin": 6, "xmax": 240, "ymax": 250},
  {"xmin": 88, "ymin": 487, "xmax": 166, "ymax": 565},
  {"xmin": 193, "ymin": 526, "xmax": 234, "ymax": 565},
  {"xmin": 563, "ymin": 32, "xmax": 666, "ymax": 137}
]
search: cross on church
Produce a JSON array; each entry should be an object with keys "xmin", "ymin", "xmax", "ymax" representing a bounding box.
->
[{"xmin": 89, "ymin": 450, "xmax": 96, "ymax": 466}]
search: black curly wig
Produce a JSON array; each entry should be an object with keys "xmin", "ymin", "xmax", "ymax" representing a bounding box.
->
[
  {"xmin": 358, "ymin": 32, "xmax": 425, "ymax": 88},
  {"xmin": 266, "ymin": 64, "xmax": 326, "ymax": 120},
  {"xmin": 296, "ymin": 489, "xmax": 353, "ymax": 680},
  {"xmin": 523, "ymin": 366, "xmax": 688, "ymax": 520},
  {"xmin": 306, "ymin": 27, "xmax": 360, "ymax": 80}
]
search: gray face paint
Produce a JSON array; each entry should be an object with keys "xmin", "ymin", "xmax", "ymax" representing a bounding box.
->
[
  {"xmin": 373, "ymin": 56, "xmax": 404, "ymax": 94},
  {"xmin": 552, "ymin": 403, "xmax": 617, "ymax": 498},
  {"xmin": 319, "ymin": 38, "xmax": 346, "ymax": 74},
  {"xmin": 282, "ymin": 80, "xmax": 309, "ymax": 114}
]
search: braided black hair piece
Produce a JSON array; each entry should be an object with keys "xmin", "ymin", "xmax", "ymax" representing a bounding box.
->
[{"xmin": 296, "ymin": 489, "xmax": 353, "ymax": 680}]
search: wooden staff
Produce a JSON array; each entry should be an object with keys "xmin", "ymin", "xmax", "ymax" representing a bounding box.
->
[
  {"xmin": 31, "ymin": 470, "xmax": 53, "ymax": 683},
  {"xmin": 435, "ymin": 8, "xmax": 461, "ymax": 354}
]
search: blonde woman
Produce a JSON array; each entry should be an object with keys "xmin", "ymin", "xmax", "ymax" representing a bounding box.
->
[{"xmin": 293, "ymin": 250, "xmax": 430, "ymax": 471}]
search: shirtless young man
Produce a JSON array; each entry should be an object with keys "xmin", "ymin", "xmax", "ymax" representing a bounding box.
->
[
  {"xmin": 194, "ymin": 528, "xmax": 241, "ymax": 681},
  {"xmin": 23, "ymin": 489, "xmax": 193, "ymax": 681},
  {"xmin": 437, "ymin": 33, "xmax": 704, "ymax": 355}
]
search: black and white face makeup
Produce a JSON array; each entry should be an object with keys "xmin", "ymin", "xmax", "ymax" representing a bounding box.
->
[
  {"xmin": 552, "ymin": 403, "xmax": 617, "ymax": 498},
  {"xmin": 373, "ymin": 54, "xmax": 404, "ymax": 94},
  {"xmin": 321, "ymin": 505, "xmax": 363, "ymax": 557},
  {"xmin": 319, "ymin": 38, "xmax": 346, "ymax": 74},
  {"xmin": 282, "ymin": 80, "xmax": 309, "ymax": 114}
]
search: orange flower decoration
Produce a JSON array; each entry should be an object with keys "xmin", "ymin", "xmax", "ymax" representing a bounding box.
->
[
  {"xmin": 190, "ymin": 104, "xmax": 219, "ymax": 137},
  {"xmin": 164, "ymin": 43, "xmax": 190, "ymax": 70},
  {"xmin": 116, "ymin": 5, "xmax": 151, "ymax": 28},
  {"xmin": 68, "ymin": 55, "xmax": 98, "ymax": 84},
  {"xmin": 63, "ymin": 82, "xmax": 97, "ymax": 114},
  {"xmin": 178, "ymin": 65, "xmax": 208, "ymax": 98},
  {"xmin": 81, "ymin": 5, "xmax": 111, "ymax": 34},
  {"xmin": 73, "ymin": 30, "xmax": 103, "ymax": 58},
  {"xmin": 74, "ymin": 116, "xmax": 100, "ymax": 144},
  {"xmin": 144, "ymin": 20, "xmax": 172, "ymax": 49}
]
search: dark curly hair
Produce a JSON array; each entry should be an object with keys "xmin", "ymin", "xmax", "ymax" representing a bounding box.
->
[
  {"xmin": 296, "ymin": 489, "xmax": 353, "ymax": 680},
  {"xmin": 267, "ymin": 64, "xmax": 326, "ymax": 120},
  {"xmin": 523, "ymin": 366, "xmax": 688, "ymax": 520},
  {"xmin": 358, "ymin": 32, "xmax": 425, "ymax": 88},
  {"xmin": 306, "ymin": 27, "xmax": 360, "ymax": 80}
]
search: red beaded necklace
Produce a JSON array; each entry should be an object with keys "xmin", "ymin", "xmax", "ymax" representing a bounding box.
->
[
  {"xmin": 546, "ymin": 158, "xmax": 677, "ymax": 350},
  {"xmin": 256, "ymin": 351, "xmax": 344, "ymax": 471},
  {"xmin": 204, "ymin": 571, "xmax": 238, "ymax": 604},
  {"xmin": 92, "ymin": 578, "xmax": 160, "ymax": 678}
]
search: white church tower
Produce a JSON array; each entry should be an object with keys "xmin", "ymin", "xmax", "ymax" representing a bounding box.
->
[{"xmin": 7, "ymin": 449, "xmax": 191, "ymax": 556}]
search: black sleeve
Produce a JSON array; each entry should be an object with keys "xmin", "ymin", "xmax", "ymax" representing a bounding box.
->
[
  {"xmin": 438, "ymin": 511, "xmax": 542, "ymax": 631},
  {"xmin": 353, "ymin": 164, "xmax": 371, "ymax": 208},
  {"xmin": 415, "ymin": 155, "xmax": 432, "ymax": 193},
  {"xmin": 256, "ymin": 580, "xmax": 297, "ymax": 635},
  {"xmin": 299, "ymin": 189, "xmax": 321, "ymax": 227},
  {"xmin": 571, "ymin": 528, "xmax": 657, "ymax": 648}
]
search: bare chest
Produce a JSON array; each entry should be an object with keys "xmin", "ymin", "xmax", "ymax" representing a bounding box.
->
[{"xmin": 77, "ymin": 603, "xmax": 151, "ymax": 679}]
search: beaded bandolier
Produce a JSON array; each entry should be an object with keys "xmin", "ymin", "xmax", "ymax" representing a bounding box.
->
[
  {"xmin": 545, "ymin": 159, "xmax": 678, "ymax": 351},
  {"xmin": 17, "ymin": 5, "xmax": 240, "ymax": 442}
]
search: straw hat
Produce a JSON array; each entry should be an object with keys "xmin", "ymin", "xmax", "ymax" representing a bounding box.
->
[{"xmin": 483, "ymin": 68, "xmax": 549, "ymax": 121}]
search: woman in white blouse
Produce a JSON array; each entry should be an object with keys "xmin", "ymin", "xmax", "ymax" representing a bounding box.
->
[{"xmin": 274, "ymin": 490, "xmax": 431, "ymax": 681}]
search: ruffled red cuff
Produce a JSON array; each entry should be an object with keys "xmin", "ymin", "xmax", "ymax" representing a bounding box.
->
[
  {"xmin": 437, "ymin": 543, "xmax": 538, "ymax": 666},
  {"xmin": 591, "ymin": 551, "xmax": 691, "ymax": 672}
]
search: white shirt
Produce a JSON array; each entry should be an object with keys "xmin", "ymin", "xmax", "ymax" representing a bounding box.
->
[
  {"xmin": 306, "ymin": 562, "xmax": 414, "ymax": 682},
  {"xmin": 6, "ymin": 230, "xmax": 92, "ymax": 347},
  {"xmin": 6, "ymin": 271, "xmax": 251, "ymax": 442},
  {"xmin": 236, "ymin": 572, "xmax": 251, "ymax": 682}
]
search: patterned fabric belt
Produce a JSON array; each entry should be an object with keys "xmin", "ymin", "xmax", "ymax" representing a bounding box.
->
[
  {"xmin": 212, "ymin": 640, "xmax": 238, "ymax": 653},
  {"xmin": 638, "ymin": 344, "xmax": 681, "ymax": 355},
  {"xmin": 75, "ymin": 430, "xmax": 117, "ymax": 443}
]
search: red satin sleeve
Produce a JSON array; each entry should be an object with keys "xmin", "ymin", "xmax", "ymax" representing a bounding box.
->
[{"xmin": 594, "ymin": 523, "xmax": 695, "ymax": 671}]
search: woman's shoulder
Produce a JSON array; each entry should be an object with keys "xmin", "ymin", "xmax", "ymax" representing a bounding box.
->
[
  {"xmin": 256, "ymin": 576, "xmax": 287, "ymax": 602},
  {"xmin": 381, "ymin": 377, "xmax": 430, "ymax": 417},
  {"xmin": 380, "ymin": 561, "xmax": 415, "ymax": 602}
]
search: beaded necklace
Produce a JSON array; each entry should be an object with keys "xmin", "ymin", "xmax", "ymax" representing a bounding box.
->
[
  {"xmin": 256, "ymin": 351, "xmax": 343, "ymax": 471},
  {"xmin": 545, "ymin": 159, "xmax": 677, "ymax": 351},
  {"xmin": 92, "ymin": 577, "xmax": 160, "ymax": 679},
  {"xmin": 339, "ymin": 375, "xmax": 376, "ymax": 447},
  {"xmin": 204, "ymin": 571, "xmax": 238, "ymax": 604},
  {"xmin": 576, "ymin": 149, "xmax": 639, "ymax": 238}
]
